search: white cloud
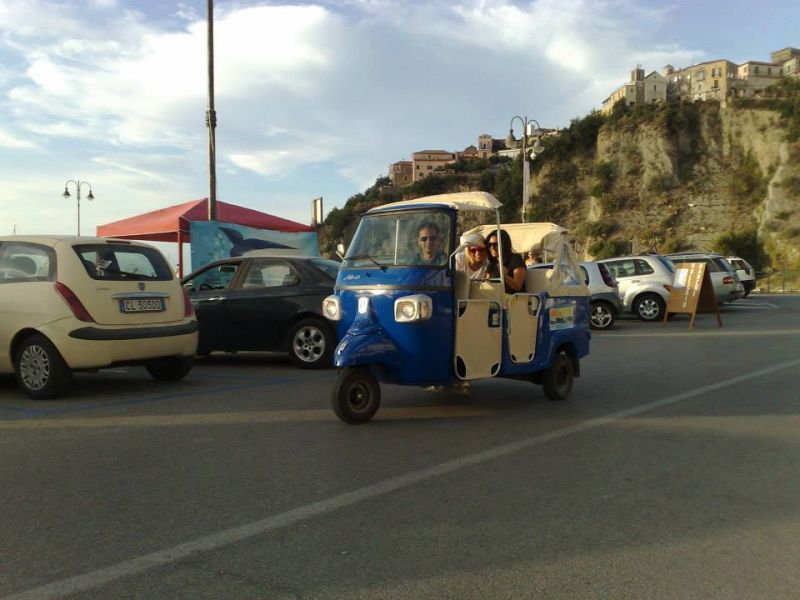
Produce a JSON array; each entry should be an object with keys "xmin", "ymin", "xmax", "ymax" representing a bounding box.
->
[
  {"xmin": 0, "ymin": 0, "xmax": 713, "ymax": 239},
  {"xmin": 0, "ymin": 128, "xmax": 37, "ymax": 149}
]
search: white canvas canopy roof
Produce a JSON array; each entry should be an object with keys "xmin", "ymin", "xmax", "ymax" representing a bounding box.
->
[
  {"xmin": 369, "ymin": 191, "xmax": 502, "ymax": 214},
  {"xmin": 465, "ymin": 222, "xmax": 587, "ymax": 297},
  {"xmin": 465, "ymin": 222, "xmax": 569, "ymax": 254}
]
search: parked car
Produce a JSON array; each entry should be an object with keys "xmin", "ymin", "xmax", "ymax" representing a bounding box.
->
[
  {"xmin": 528, "ymin": 261, "xmax": 622, "ymax": 330},
  {"xmin": 664, "ymin": 252, "xmax": 744, "ymax": 303},
  {"xmin": 182, "ymin": 255, "xmax": 339, "ymax": 368},
  {"xmin": 726, "ymin": 256, "xmax": 756, "ymax": 297},
  {"xmin": 0, "ymin": 236, "xmax": 198, "ymax": 399},
  {"xmin": 598, "ymin": 254, "xmax": 676, "ymax": 322}
]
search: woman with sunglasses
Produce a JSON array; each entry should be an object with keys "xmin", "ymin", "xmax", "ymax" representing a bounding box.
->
[
  {"xmin": 486, "ymin": 229, "xmax": 526, "ymax": 293},
  {"xmin": 454, "ymin": 232, "xmax": 488, "ymax": 280}
]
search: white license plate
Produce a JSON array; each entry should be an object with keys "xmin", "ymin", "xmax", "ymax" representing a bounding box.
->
[{"xmin": 119, "ymin": 298, "xmax": 165, "ymax": 313}]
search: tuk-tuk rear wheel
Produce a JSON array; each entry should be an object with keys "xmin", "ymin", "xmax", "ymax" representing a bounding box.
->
[
  {"xmin": 543, "ymin": 352, "xmax": 574, "ymax": 401},
  {"xmin": 331, "ymin": 367, "xmax": 381, "ymax": 424}
]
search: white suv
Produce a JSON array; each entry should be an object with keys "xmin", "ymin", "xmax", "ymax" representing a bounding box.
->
[
  {"xmin": 598, "ymin": 254, "xmax": 676, "ymax": 322},
  {"xmin": 0, "ymin": 236, "xmax": 198, "ymax": 399},
  {"xmin": 726, "ymin": 256, "xmax": 756, "ymax": 297}
]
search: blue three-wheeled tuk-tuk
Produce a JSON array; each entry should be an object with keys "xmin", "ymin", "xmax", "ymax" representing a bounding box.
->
[{"xmin": 322, "ymin": 192, "xmax": 591, "ymax": 424}]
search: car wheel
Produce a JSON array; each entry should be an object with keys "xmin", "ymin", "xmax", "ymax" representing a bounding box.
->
[
  {"xmin": 633, "ymin": 293, "xmax": 665, "ymax": 322},
  {"xmin": 331, "ymin": 367, "xmax": 381, "ymax": 424},
  {"xmin": 145, "ymin": 357, "xmax": 193, "ymax": 382},
  {"xmin": 14, "ymin": 334, "xmax": 73, "ymax": 400},
  {"xmin": 288, "ymin": 318, "xmax": 334, "ymax": 369},
  {"xmin": 542, "ymin": 352, "xmax": 574, "ymax": 401},
  {"xmin": 590, "ymin": 301, "xmax": 616, "ymax": 330}
]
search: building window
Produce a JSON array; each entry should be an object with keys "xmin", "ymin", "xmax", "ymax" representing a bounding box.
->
[
  {"xmin": 755, "ymin": 66, "xmax": 760, "ymax": 74},
  {"xmin": 713, "ymin": 79, "xmax": 719, "ymax": 89}
]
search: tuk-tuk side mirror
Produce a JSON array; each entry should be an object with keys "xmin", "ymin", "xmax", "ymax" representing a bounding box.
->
[{"xmin": 336, "ymin": 243, "xmax": 345, "ymax": 260}]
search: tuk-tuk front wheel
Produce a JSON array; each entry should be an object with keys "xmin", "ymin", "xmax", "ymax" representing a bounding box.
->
[
  {"xmin": 331, "ymin": 367, "xmax": 381, "ymax": 424},
  {"xmin": 543, "ymin": 352, "xmax": 574, "ymax": 401}
]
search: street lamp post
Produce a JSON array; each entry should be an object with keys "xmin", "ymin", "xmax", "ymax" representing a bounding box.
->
[
  {"xmin": 506, "ymin": 116, "xmax": 544, "ymax": 223},
  {"xmin": 62, "ymin": 180, "xmax": 95, "ymax": 236}
]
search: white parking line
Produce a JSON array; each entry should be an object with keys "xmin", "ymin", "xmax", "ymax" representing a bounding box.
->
[
  {"xmin": 727, "ymin": 299, "xmax": 780, "ymax": 309},
  {"xmin": 600, "ymin": 329, "xmax": 800, "ymax": 338},
  {"xmin": 4, "ymin": 357, "xmax": 800, "ymax": 600}
]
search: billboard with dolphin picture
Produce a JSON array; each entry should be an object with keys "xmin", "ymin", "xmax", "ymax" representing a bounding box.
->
[{"xmin": 190, "ymin": 221, "xmax": 319, "ymax": 271}]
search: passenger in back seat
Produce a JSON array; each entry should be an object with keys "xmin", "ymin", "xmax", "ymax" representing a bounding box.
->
[
  {"xmin": 486, "ymin": 229, "xmax": 526, "ymax": 294},
  {"xmin": 454, "ymin": 232, "xmax": 488, "ymax": 280}
]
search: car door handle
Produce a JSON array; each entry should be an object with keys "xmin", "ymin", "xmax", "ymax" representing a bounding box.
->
[{"xmin": 197, "ymin": 296, "xmax": 225, "ymax": 302}]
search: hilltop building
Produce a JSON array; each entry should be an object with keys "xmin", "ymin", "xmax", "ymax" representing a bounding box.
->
[
  {"xmin": 602, "ymin": 46, "xmax": 800, "ymax": 113},
  {"xmin": 387, "ymin": 129, "xmax": 560, "ymax": 187}
]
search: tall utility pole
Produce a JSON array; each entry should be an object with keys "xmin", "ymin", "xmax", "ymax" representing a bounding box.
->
[{"xmin": 206, "ymin": 0, "xmax": 218, "ymax": 221}]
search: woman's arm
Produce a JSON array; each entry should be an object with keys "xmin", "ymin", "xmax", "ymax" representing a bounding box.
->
[{"xmin": 505, "ymin": 265, "xmax": 526, "ymax": 292}]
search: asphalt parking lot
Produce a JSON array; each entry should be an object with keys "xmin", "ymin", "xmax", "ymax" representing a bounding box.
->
[{"xmin": 1, "ymin": 294, "xmax": 799, "ymax": 599}]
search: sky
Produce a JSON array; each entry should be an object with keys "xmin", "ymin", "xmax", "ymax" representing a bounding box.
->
[{"xmin": 0, "ymin": 0, "xmax": 796, "ymax": 263}]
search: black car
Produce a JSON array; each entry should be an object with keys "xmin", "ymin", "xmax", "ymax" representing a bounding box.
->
[{"xmin": 182, "ymin": 255, "xmax": 339, "ymax": 368}]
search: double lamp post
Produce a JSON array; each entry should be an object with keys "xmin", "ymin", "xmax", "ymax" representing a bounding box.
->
[
  {"xmin": 506, "ymin": 116, "xmax": 544, "ymax": 223},
  {"xmin": 62, "ymin": 179, "xmax": 94, "ymax": 236}
]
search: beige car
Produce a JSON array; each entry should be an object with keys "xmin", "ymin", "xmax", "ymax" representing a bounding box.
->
[{"xmin": 0, "ymin": 236, "xmax": 198, "ymax": 399}]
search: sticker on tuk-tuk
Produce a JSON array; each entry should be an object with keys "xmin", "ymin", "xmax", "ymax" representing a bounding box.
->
[{"xmin": 549, "ymin": 306, "xmax": 575, "ymax": 330}]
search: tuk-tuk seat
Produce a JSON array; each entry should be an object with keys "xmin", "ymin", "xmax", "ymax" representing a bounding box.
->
[
  {"xmin": 453, "ymin": 270, "xmax": 470, "ymax": 301},
  {"xmin": 469, "ymin": 280, "xmax": 504, "ymax": 301},
  {"xmin": 525, "ymin": 268, "xmax": 552, "ymax": 294}
]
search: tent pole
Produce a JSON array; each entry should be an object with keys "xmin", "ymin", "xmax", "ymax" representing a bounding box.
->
[{"xmin": 178, "ymin": 229, "xmax": 184, "ymax": 278}]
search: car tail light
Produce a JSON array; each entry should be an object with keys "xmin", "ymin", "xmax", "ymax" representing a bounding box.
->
[
  {"xmin": 182, "ymin": 288, "xmax": 194, "ymax": 317},
  {"xmin": 599, "ymin": 263, "xmax": 616, "ymax": 288},
  {"xmin": 55, "ymin": 282, "xmax": 95, "ymax": 322},
  {"xmin": 723, "ymin": 276, "xmax": 734, "ymax": 285}
]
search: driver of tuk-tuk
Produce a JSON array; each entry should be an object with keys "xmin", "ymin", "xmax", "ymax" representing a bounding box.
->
[{"xmin": 414, "ymin": 221, "xmax": 446, "ymax": 266}]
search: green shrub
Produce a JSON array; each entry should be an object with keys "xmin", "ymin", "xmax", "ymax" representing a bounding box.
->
[
  {"xmin": 714, "ymin": 229, "xmax": 768, "ymax": 270},
  {"xmin": 588, "ymin": 238, "xmax": 630, "ymax": 259},
  {"xmin": 592, "ymin": 161, "xmax": 616, "ymax": 196},
  {"xmin": 726, "ymin": 151, "xmax": 767, "ymax": 208}
]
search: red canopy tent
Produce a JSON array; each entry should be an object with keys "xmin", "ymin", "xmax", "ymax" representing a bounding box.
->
[{"xmin": 96, "ymin": 198, "xmax": 314, "ymax": 276}]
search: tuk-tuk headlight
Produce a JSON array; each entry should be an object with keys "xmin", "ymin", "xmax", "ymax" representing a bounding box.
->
[
  {"xmin": 323, "ymin": 295, "xmax": 341, "ymax": 321},
  {"xmin": 394, "ymin": 294, "xmax": 432, "ymax": 323}
]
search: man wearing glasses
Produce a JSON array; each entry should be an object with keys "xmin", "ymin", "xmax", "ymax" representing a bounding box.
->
[{"xmin": 414, "ymin": 221, "xmax": 446, "ymax": 266}]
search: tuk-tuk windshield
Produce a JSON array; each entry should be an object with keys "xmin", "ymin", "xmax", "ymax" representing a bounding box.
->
[{"xmin": 343, "ymin": 210, "xmax": 452, "ymax": 268}]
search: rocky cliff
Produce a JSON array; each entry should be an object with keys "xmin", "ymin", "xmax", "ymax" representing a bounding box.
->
[{"xmin": 321, "ymin": 86, "xmax": 800, "ymax": 272}]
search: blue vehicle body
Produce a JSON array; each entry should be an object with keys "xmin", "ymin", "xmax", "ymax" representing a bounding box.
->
[{"xmin": 325, "ymin": 192, "xmax": 591, "ymax": 423}]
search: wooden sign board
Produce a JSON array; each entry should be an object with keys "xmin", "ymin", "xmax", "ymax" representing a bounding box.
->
[{"xmin": 663, "ymin": 262, "xmax": 722, "ymax": 330}]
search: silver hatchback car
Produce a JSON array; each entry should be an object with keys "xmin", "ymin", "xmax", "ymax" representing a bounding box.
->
[
  {"xmin": 598, "ymin": 254, "xmax": 676, "ymax": 322},
  {"xmin": 665, "ymin": 252, "xmax": 744, "ymax": 303}
]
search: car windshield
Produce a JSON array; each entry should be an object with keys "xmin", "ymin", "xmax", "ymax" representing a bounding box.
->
[
  {"xmin": 309, "ymin": 258, "xmax": 341, "ymax": 279},
  {"xmin": 343, "ymin": 210, "xmax": 452, "ymax": 268},
  {"xmin": 75, "ymin": 244, "xmax": 173, "ymax": 281}
]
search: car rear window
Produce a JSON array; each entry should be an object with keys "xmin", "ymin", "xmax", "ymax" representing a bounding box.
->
[
  {"xmin": 74, "ymin": 244, "xmax": 173, "ymax": 281},
  {"xmin": 655, "ymin": 255, "xmax": 676, "ymax": 273},
  {"xmin": 713, "ymin": 257, "xmax": 734, "ymax": 273},
  {"xmin": 0, "ymin": 243, "xmax": 55, "ymax": 282}
]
